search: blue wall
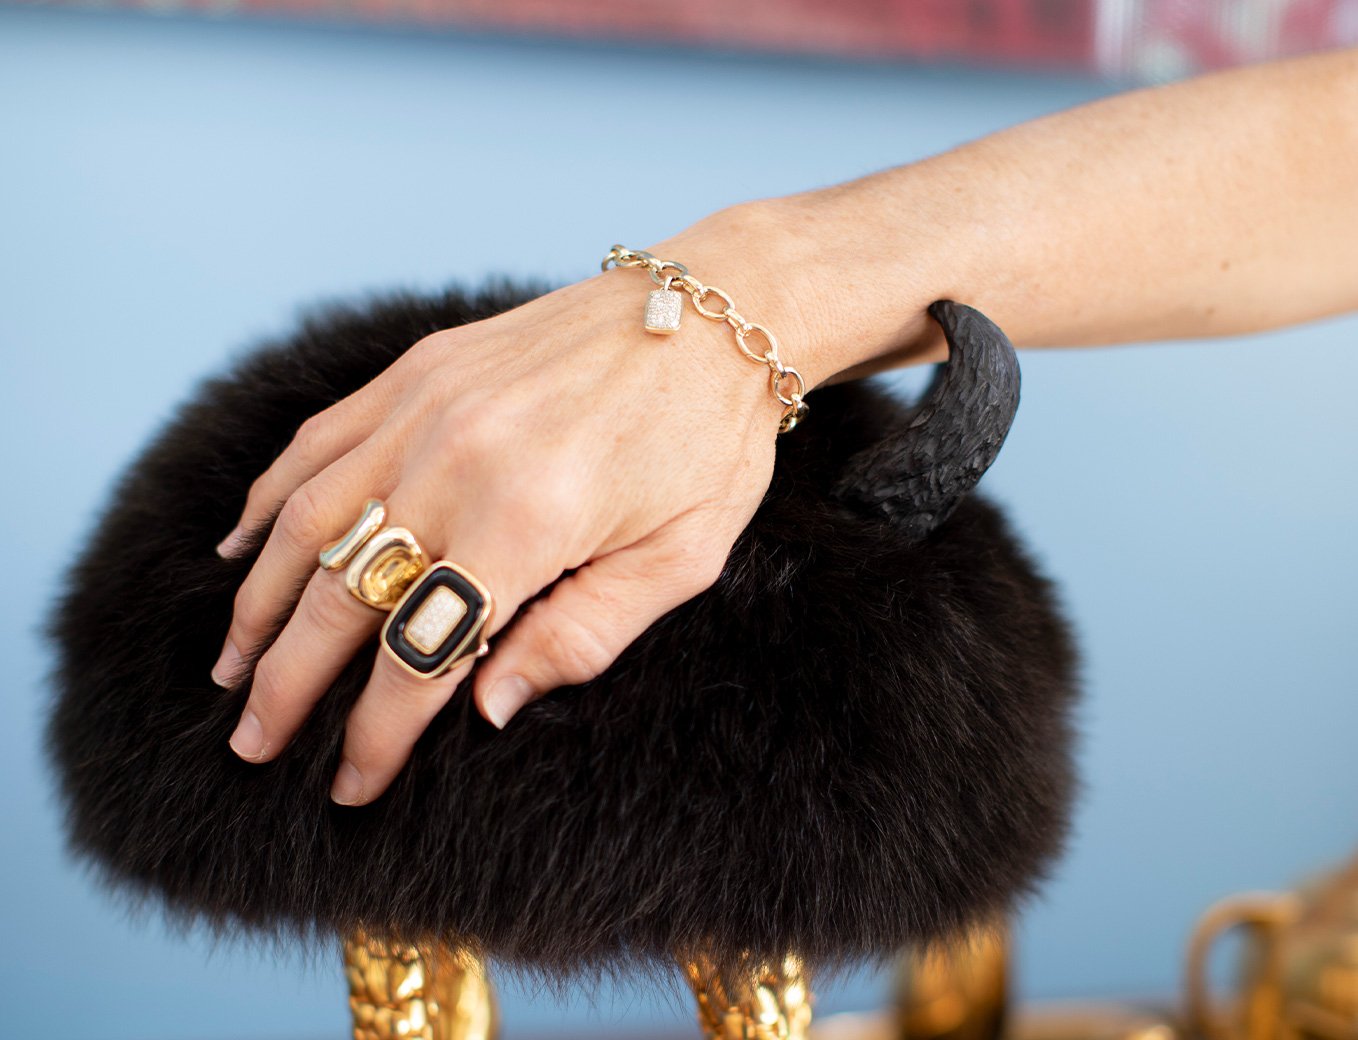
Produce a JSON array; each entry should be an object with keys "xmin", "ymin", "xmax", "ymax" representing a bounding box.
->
[{"xmin": 2, "ymin": 9, "xmax": 1355, "ymax": 1039}]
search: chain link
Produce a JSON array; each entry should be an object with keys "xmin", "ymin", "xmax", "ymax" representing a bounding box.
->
[{"xmin": 602, "ymin": 244, "xmax": 809, "ymax": 433}]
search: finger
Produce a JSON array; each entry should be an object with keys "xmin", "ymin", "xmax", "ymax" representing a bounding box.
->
[
  {"xmin": 328, "ymin": 493, "xmax": 559, "ymax": 806},
  {"xmin": 328, "ymin": 648, "xmax": 476, "ymax": 806},
  {"xmin": 211, "ymin": 445, "xmax": 390, "ymax": 687},
  {"xmin": 225, "ymin": 564, "xmax": 385, "ymax": 763},
  {"xmin": 217, "ymin": 393, "xmax": 387, "ymax": 558},
  {"xmin": 471, "ymin": 522, "xmax": 727, "ymax": 730}
]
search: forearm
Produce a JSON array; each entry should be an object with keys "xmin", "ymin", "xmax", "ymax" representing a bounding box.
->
[{"xmin": 662, "ymin": 47, "xmax": 1358, "ymax": 389}]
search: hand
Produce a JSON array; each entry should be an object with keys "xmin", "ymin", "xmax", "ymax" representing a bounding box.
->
[{"xmin": 210, "ymin": 204, "xmax": 818, "ymax": 806}]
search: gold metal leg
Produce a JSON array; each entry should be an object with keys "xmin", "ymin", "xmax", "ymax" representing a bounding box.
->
[
  {"xmin": 683, "ymin": 953, "xmax": 815, "ymax": 1040},
  {"xmin": 892, "ymin": 924, "xmax": 1008, "ymax": 1040},
  {"xmin": 343, "ymin": 928, "xmax": 497, "ymax": 1040}
]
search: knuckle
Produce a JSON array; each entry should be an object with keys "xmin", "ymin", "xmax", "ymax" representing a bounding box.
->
[
  {"xmin": 534, "ymin": 461, "xmax": 584, "ymax": 518},
  {"xmin": 290, "ymin": 412, "xmax": 332, "ymax": 459},
  {"xmin": 400, "ymin": 329, "xmax": 452, "ymax": 372},
  {"xmin": 499, "ymin": 466, "xmax": 574, "ymax": 536},
  {"xmin": 430, "ymin": 395, "xmax": 562, "ymax": 494},
  {"xmin": 411, "ymin": 358, "xmax": 461, "ymax": 402},
  {"xmin": 533, "ymin": 609, "xmax": 615, "ymax": 686},
  {"xmin": 443, "ymin": 400, "xmax": 504, "ymax": 459},
  {"xmin": 396, "ymin": 671, "xmax": 462, "ymax": 710},
  {"xmin": 275, "ymin": 481, "xmax": 331, "ymax": 551},
  {"xmin": 231, "ymin": 585, "xmax": 271, "ymax": 639},
  {"xmin": 243, "ymin": 472, "xmax": 280, "ymax": 521},
  {"xmin": 376, "ymin": 668, "xmax": 464, "ymax": 724},
  {"xmin": 690, "ymin": 546, "xmax": 729, "ymax": 590},
  {"xmin": 305, "ymin": 578, "xmax": 360, "ymax": 631},
  {"xmin": 338, "ymin": 724, "xmax": 384, "ymax": 770},
  {"xmin": 342, "ymin": 711, "xmax": 432, "ymax": 777},
  {"xmin": 656, "ymin": 530, "xmax": 728, "ymax": 594},
  {"xmin": 245, "ymin": 658, "xmax": 285, "ymax": 723}
]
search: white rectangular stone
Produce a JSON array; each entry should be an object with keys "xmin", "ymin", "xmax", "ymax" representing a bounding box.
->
[{"xmin": 405, "ymin": 585, "xmax": 468, "ymax": 654}]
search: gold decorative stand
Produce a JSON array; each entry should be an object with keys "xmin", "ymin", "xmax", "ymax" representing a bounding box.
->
[
  {"xmin": 891, "ymin": 925, "xmax": 1009, "ymax": 1040},
  {"xmin": 683, "ymin": 953, "xmax": 815, "ymax": 1040},
  {"xmin": 342, "ymin": 933, "xmax": 815, "ymax": 1040},
  {"xmin": 343, "ymin": 928, "xmax": 497, "ymax": 1040}
]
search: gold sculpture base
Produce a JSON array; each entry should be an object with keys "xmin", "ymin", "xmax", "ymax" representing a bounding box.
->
[
  {"xmin": 343, "ymin": 928, "xmax": 496, "ymax": 1040},
  {"xmin": 683, "ymin": 953, "xmax": 814, "ymax": 1040},
  {"xmin": 341, "ymin": 933, "xmax": 815, "ymax": 1040}
]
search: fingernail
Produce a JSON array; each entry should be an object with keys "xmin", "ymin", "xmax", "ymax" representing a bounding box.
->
[
  {"xmin": 483, "ymin": 674, "xmax": 534, "ymax": 730},
  {"xmin": 216, "ymin": 525, "xmax": 245, "ymax": 558},
  {"xmin": 228, "ymin": 709, "xmax": 267, "ymax": 761},
  {"xmin": 211, "ymin": 640, "xmax": 243, "ymax": 687},
  {"xmin": 331, "ymin": 760, "xmax": 365, "ymax": 805}
]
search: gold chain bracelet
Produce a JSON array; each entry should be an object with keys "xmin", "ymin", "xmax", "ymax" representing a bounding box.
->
[{"xmin": 601, "ymin": 244, "xmax": 809, "ymax": 433}]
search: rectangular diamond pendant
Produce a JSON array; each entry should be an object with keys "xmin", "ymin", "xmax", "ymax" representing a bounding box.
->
[{"xmin": 644, "ymin": 288, "xmax": 683, "ymax": 335}]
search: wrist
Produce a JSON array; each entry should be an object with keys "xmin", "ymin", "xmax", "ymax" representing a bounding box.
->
[
  {"xmin": 588, "ymin": 237, "xmax": 793, "ymax": 436},
  {"xmin": 648, "ymin": 190, "xmax": 961, "ymax": 392},
  {"xmin": 762, "ymin": 182, "xmax": 973, "ymax": 382}
]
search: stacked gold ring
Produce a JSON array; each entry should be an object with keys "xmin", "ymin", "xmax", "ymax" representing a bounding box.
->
[{"xmin": 318, "ymin": 498, "xmax": 494, "ymax": 678}]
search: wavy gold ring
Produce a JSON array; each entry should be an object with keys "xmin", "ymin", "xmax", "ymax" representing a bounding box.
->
[{"xmin": 318, "ymin": 498, "xmax": 428, "ymax": 611}]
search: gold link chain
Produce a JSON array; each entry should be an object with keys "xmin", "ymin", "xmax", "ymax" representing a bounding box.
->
[{"xmin": 601, "ymin": 244, "xmax": 810, "ymax": 433}]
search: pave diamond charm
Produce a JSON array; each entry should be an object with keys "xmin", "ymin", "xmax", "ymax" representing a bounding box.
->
[{"xmin": 644, "ymin": 288, "xmax": 683, "ymax": 335}]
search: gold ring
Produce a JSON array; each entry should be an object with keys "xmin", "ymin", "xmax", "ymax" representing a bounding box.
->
[
  {"xmin": 381, "ymin": 561, "xmax": 494, "ymax": 678},
  {"xmin": 317, "ymin": 498, "xmax": 428, "ymax": 611},
  {"xmin": 345, "ymin": 527, "xmax": 427, "ymax": 610},
  {"xmin": 319, "ymin": 498, "xmax": 386, "ymax": 570}
]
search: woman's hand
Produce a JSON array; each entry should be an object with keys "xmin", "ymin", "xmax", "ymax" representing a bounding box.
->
[
  {"xmin": 201, "ymin": 45, "xmax": 1358, "ymax": 809},
  {"xmin": 210, "ymin": 204, "xmax": 832, "ymax": 806}
]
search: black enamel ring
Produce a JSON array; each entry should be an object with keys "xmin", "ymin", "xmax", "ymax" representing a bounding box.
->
[{"xmin": 380, "ymin": 561, "xmax": 494, "ymax": 679}]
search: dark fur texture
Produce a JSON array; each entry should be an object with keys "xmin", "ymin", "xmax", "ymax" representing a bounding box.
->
[{"xmin": 44, "ymin": 281, "xmax": 1079, "ymax": 982}]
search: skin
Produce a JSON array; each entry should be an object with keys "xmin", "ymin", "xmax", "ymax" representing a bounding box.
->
[{"xmin": 213, "ymin": 47, "xmax": 1358, "ymax": 806}]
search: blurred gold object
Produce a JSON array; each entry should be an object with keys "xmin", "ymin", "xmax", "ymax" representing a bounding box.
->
[
  {"xmin": 812, "ymin": 921, "xmax": 1178, "ymax": 1040},
  {"xmin": 1010, "ymin": 1003, "xmax": 1179, "ymax": 1040},
  {"xmin": 893, "ymin": 923, "xmax": 1009, "ymax": 1040},
  {"xmin": 343, "ymin": 928, "xmax": 496, "ymax": 1040},
  {"xmin": 813, "ymin": 1000, "xmax": 1178, "ymax": 1040},
  {"xmin": 1185, "ymin": 856, "xmax": 1358, "ymax": 1040},
  {"xmin": 683, "ymin": 952, "xmax": 815, "ymax": 1040}
]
